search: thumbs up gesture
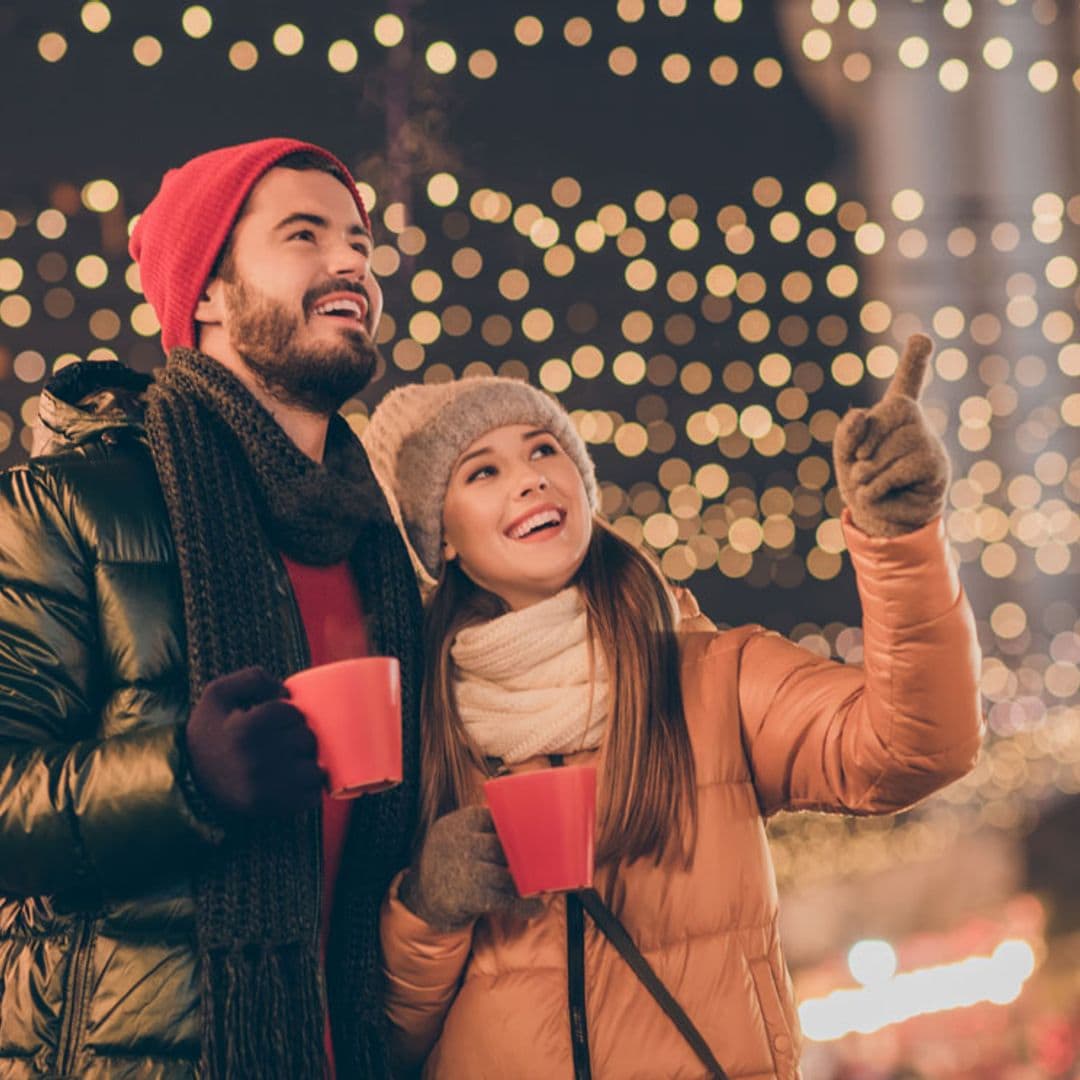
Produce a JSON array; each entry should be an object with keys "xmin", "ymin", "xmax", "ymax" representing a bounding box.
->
[{"xmin": 832, "ymin": 334, "xmax": 950, "ymax": 537}]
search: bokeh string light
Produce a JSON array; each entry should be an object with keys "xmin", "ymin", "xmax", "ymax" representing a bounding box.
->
[{"xmin": 3, "ymin": 0, "xmax": 1078, "ymax": 889}]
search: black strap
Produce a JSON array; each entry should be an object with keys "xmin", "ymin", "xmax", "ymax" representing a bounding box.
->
[
  {"xmin": 569, "ymin": 889, "xmax": 729, "ymax": 1080},
  {"xmin": 566, "ymin": 892, "xmax": 593, "ymax": 1080}
]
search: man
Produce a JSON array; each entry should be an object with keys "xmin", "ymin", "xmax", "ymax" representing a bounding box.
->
[{"xmin": 0, "ymin": 138, "xmax": 422, "ymax": 1078}]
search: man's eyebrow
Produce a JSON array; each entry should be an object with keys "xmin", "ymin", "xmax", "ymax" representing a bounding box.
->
[{"xmin": 273, "ymin": 212, "xmax": 372, "ymax": 239}]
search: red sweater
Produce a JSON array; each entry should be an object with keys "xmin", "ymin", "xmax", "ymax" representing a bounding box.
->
[{"xmin": 280, "ymin": 555, "xmax": 369, "ymax": 1080}]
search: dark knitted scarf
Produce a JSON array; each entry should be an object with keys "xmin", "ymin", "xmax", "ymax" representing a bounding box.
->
[{"xmin": 144, "ymin": 348, "xmax": 422, "ymax": 1079}]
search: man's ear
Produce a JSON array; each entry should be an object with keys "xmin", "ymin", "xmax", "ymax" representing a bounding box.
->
[{"xmin": 194, "ymin": 276, "xmax": 226, "ymax": 328}]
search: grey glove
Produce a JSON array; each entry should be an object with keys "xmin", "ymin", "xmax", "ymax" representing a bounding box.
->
[
  {"xmin": 399, "ymin": 806, "xmax": 544, "ymax": 932},
  {"xmin": 833, "ymin": 333, "xmax": 950, "ymax": 537}
]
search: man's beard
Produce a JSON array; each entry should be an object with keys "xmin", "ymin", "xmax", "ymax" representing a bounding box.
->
[{"xmin": 223, "ymin": 277, "xmax": 379, "ymax": 415}]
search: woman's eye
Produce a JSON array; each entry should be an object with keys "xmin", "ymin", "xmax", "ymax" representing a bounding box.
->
[
  {"xmin": 290, "ymin": 229, "xmax": 316, "ymax": 242},
  {"xmin": 531, "ymin": 441, "xmax": 557, "ymax": 459},
  {"xmin": 466, "ymin": 464, "xmax": 495, "ymax": 483}
]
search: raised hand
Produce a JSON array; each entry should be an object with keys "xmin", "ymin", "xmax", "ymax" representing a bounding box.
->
[
  {"xmin": 832, "ymin": 333, "xmax": 950, "ymax": 537},
  {"xmin": 399, "ymin": 806, "xmax": 544, "ymax": 932}
]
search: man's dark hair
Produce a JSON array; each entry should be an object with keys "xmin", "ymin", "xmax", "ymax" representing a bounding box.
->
[{"xmin": 212, "ymin": 150, "xmax": 355, "ymax": 282}]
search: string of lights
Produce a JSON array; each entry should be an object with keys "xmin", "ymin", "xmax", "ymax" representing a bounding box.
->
[{"xmin": 1, "ymin": 0, "xmax": 1077, "ymax": 889}]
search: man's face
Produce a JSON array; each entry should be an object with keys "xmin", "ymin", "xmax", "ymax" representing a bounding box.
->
[{"xmin": 209, "ymin": 166, "xmax": 384, "ymax": 415}]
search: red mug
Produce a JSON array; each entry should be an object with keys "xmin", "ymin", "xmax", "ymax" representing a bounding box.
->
[
  {"xmin": 284, "ymin": 656, "xmax": 402, "ymax": 798},
  {"xmin": 484, "ymin": 765, "xmax": 596, "ymax": 896}
]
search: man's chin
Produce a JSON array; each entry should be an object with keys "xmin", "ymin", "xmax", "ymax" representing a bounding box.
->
[{"xmin": 243, "ymin": 341, "xmax": 380, "ymax": 416}]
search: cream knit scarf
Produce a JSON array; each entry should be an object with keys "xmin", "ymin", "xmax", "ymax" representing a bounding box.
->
[{"xmin": 451, "ymin": 588, "xmax": 610, "ymax": 764}]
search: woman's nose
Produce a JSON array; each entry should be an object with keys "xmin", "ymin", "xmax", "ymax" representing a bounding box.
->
[{"xmin": 516, "ymin": 465, "xmax": 548, "ymax": 496}]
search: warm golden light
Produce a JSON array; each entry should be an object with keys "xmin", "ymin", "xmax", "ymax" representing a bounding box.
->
[
  {"xmin": 229, "ymin": 41, "xmax": 258, "ymax": 70},
  {"xmin": 81, "ymin": 180, "xmax": 119, "ymax": 213},
  {"xmin": 1028, "ymin": 60, "xmax": 1059, "ymax": 93},
  {"xmin": 327, "ymin": 40, "xmax": 359, "ymax": 73},
  {"xmin": 609, "ymin": 46, "xmax": 638, "ymax": 76},
  {"xmin": 132, "ymin": 35, "xmax": 163, "ymax": 66},
  {"xmin": 662, "ymin": 54, "xmax": 692, "ymax": 84},
  {"xmin": 754, "ymin": 58, "xmax": 783, "ymax": 88},
  {"xmin": 710, "ymin": 56, "xmax": 738, "ymax": 86},
  {"xmin": 805, "ymin": 182, "xmax": 837, "ymax": 215},
  {"xmin": 847, "ymin": 0, "xmax": 877, "ymax": 29},
  {"xmin": 563, "ymin": 16, "xmax": 592, "ymax": 46},
  {"xmin": 468, "ymin": 49, "xmax": 497, "ymax": 79},
  {"xmin": 81, "ymin": 2, "xmax": 111, "ymax": 33},
  {"xmin": 75, "ymin": 255, "xmax": 108, "ymax": 288},
  {"xmin": 898, "ymin": 36, "xmax": 929, "ymax": 69},
  {"xmin": 38, "ymin": 32, "xmax": 68, "ymax": 62},
  {"xmin": 373, "ymin": 14, "xmax": 405, "ymax": 48},
  {"xmin": 427, "ymin": 173, "xmax": 459, "ymax": 207},
  {"xmin": 273, "ymin": 24, "xmax": 304, "ymax": 55},
  {"xmin": 426, "ymin": 42, "xmax": 457, "ymax": 74},
  {"xmin": 983, "ymin": 37, "xmax": 1012, "ymax": 70},
  {"xmin": 182, "ymin": 6, "xmax": 212, "ymax": 39},
  {"xmin": 802, "ymin": 30, "xmax": 832, "ymax": 62},
  {"xmin": 939, "ymin": 58, "xmax": 969, "ymax": 92},
  {"xmin": 514, "ymin": 16, "xmax": 543, "ymax": 46}
]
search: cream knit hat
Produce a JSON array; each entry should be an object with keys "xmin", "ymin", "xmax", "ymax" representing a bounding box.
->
[{"xmin": 363, "ymin": 376, "xmax": 598, "ymax": 587}]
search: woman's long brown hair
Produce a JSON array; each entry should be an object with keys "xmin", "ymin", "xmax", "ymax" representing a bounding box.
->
[{"xmin": 419, "ymin": 519, "xmax": 698, "ymax": 870}]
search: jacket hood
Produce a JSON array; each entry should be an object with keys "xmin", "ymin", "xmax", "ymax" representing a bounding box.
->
[{"xmin": 32, "ymin": 361, "xmax": 152, "ymax": 457}]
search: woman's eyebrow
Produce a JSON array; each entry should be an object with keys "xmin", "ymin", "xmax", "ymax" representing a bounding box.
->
[{"xmin": 454, "ymin": 444, "xmax": 493, "ymax": 471}]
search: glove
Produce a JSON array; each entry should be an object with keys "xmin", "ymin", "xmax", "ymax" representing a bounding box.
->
[
  {"xmin": 184, "ymin": 666, "xmax": 325, "ymax": 818},
  {"xmin": 833, "ymin": 333, "xmax": 950, "ymax": 537},
  {"xmin": 398, "ymin": 806, "xmax": 544, "ymax": 932}
]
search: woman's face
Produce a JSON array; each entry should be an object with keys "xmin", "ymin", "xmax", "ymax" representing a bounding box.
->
[{"xmin": 442, "ymin": 423, "xmax": 593, "ymax": 610}]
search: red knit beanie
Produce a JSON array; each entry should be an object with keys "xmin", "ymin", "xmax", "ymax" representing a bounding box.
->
[{"xmin": 129, "ymin": 138, "xmax": 371, "ymax": 354}]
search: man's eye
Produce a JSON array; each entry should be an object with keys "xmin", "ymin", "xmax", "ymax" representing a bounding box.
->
[{"xmin": 290, "ymin": 229, "xmax": 316, "ymax": 242}]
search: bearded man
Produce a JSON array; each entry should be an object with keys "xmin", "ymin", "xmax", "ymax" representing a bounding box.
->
[{"xmin": 0, "ymin": 139, "xmax": 422, "ymax": 1078}]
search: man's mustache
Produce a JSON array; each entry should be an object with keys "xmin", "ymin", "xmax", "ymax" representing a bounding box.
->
[{"xmin": 302, "ymin": 279, "xmax": 372, "ymax": 320}]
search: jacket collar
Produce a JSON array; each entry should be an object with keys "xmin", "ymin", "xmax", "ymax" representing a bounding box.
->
[{"xmin": 32, "ymin": 361, "xmax": 151, "ymax": 457}]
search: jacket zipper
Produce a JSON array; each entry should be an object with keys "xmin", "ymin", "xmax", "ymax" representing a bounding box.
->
[{"xmin": 56, "ymin": 917, "xmax": 95, "ymax": 1077}]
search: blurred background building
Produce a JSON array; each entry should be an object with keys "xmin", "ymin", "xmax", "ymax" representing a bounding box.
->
[{"xmin": 0, "ymin": 1, "xmax": 1077, "ymax": 1076}]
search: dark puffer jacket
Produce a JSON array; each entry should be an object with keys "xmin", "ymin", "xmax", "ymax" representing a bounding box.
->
[{"xmin": 0, "ymin": 370, "xmax": 247, "ymax": 1078}]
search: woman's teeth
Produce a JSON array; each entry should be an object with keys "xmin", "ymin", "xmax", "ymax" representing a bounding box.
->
[{"xmin": 508, "ymin": 509, "xmax": 561, "ymax": 539}]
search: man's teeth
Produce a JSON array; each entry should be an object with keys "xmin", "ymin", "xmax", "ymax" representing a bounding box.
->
[
  {"xmin": 313, "ymin": 298, "xmax": 363, "ymax": 318},
  {"xmin": 508, "ymin": 510, "xmax": 561, "ymax": 539}
]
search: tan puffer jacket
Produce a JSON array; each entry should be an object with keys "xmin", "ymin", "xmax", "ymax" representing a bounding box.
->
[{"xmin": 381, "ymin": 516, "xmax": 983, "ymax": 1079}]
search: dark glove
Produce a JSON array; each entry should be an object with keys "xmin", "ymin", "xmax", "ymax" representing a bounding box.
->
[
  {"xmin": 184, "ymin": 666, "xmax": 325, "ymax": 818},
  {"xmin": 398, "ymin": 806, "xmax": 544, "ymax": 932},
  {"xmin": 833, "ymin": 333, "xmax": 950, "ymax": 537}
]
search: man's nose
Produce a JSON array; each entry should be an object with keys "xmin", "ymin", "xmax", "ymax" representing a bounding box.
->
[{"xmin": 329, "ymin": 239, "xmax": 369, "ymax": 278}]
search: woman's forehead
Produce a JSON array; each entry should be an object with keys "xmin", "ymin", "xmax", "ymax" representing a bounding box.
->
[{"xmin": 455, "ymin": 424, "xmax": 552, "ymax": 464}]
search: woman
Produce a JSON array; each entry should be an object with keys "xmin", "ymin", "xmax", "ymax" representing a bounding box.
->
[{"xmin": 362, "ymin": 335, "xmax": 982, "ymax": 1079}]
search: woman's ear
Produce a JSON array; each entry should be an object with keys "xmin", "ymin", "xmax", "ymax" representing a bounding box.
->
[{"xmin": 442, "ymin": 537, "xmax": 458, "ymax": 562}]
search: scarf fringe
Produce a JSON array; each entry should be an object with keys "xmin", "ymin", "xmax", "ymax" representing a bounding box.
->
[{"xmin": 199, "ymin": 946, "xmax": 325, "ymax": 1080}]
